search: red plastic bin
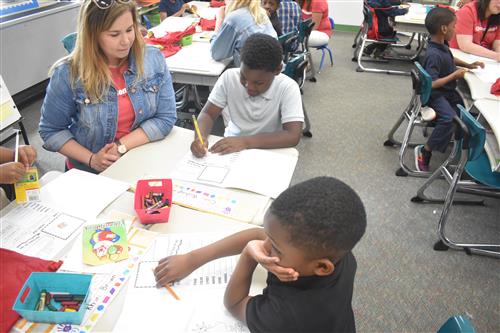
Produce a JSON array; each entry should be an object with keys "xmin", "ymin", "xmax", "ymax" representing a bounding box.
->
[{"xmin": 134, "ymin": 179, "xmax": 172, "ymax": 224}]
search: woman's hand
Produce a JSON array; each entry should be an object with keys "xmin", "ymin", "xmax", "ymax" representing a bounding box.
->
[
  {"xmin": 89, "ymin": 143, "xmax": 120, "ymax": 172},
  {"xmin": 244, "ymin": 240, "xmax": 299, "ymax": 282},
  {"xmin": 0, "ymin": 162, "xmax": 26, "ymax": 184},
  {"xmin": 17, "ymin": 145, "xmax": 37, "ymax": 167},
  {"xmin": 154, "ymin": 253, "xmax": 197, "ymax": 287}
]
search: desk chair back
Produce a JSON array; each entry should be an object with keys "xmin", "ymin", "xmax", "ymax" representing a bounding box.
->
[
  {"xmin": 414, "ymin": 62, "xmax": 432, "ymax": 106},
  {"xmin": 279, "ymin": 31, "xmax": 299, "ymax": 63},
  {"xmin": 61, "ymin": 32, "xmax": 77, "ymax": 54},
  {"xmin": 437, "ymin": 316, "xmax": 475, "ymax": 333}
]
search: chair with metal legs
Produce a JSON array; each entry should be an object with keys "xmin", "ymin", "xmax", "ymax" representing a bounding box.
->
[{"xmin": 411, "ymin": 105, "xmax": 500, "ymax": 258}]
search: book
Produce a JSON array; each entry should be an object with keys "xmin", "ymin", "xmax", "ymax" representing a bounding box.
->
[{"xmin": 82, "ymin": 221, "xmax": 129, "ymax": 266}]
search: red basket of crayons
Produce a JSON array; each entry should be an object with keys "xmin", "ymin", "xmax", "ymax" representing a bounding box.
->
[{"xmin": 134, "ymin": 179, "xmax": 172, "ymax": 224}]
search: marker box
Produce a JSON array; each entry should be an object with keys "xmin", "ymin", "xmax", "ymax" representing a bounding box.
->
[
  {"xmin": 134, "ymin": 179, "xmax": 172, "ymax": 224},
  {"xmin": 13, "ymin": 272, "xmax": 92, "ymax": 325}
]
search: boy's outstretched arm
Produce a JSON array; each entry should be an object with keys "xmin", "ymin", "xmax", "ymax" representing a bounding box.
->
[
  {"xmin": 209, "ymin": 121, "xmax": 303, "ymax": 155},
  {"xmin": 154, "ymin": 228, "xmax": 265, "ymax": 287}
]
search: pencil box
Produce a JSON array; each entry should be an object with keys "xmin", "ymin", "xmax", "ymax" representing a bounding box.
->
[
  {"xmin": 13, "ymin": 272, "xmax": 92, "ymax": 325},
  {"xmin": 134, "ymin": 178, "xmax": 172, "ymax": 224}
]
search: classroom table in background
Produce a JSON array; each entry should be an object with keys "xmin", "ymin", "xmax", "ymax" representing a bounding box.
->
[
  {"xmin": 394, "ymin": 3, "xmax": 428, "ymax": 34},
  {"xmin": 149, "ymin": 10, "xmax": 231, "ymax": 87}
]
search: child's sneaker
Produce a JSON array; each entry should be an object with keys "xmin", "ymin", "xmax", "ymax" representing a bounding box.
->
[{"xmin": 415, "ymin": 145, "xmax": 431, "ymax": 172}]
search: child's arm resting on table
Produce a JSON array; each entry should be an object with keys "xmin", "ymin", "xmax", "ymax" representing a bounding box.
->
[
  {"xmin": 154, "ymin": 228, "xmax": 265, "ymax": 286},
  {"xmin": 454, "ymin": 57, "xmax": 485, "ymax": 70},
  {"xmin": 209, "ymin": 121, "xmax": 303, "ymax": 155}
]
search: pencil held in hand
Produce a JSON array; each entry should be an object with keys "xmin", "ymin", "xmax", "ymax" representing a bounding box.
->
[{"xmin": 192, "ymin": 115, "xmax": 205, "ymax": 146}]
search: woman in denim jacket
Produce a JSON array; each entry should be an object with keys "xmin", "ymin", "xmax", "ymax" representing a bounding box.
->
[{"xmin": 39, "ymin": 0, "xmax": 176, "ymax": 173}]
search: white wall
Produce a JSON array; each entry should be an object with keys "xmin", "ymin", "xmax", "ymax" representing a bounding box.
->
[{"xmin": 327, "ymin": 0, "xmax": 363, "ymax": 27}]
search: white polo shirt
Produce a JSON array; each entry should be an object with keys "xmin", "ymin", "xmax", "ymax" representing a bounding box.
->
[{"xmin": 208, "ymin": 68, "xmax": 304, "ymax": 137}]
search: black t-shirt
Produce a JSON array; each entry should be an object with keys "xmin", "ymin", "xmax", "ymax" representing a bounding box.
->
[
  {"xmin": 246, "ymin": 252, "xmax": 357, "ymax": 333},
  {"xmin": 424, "ymin": 41, "xmax": 458, "ymax": 99}
]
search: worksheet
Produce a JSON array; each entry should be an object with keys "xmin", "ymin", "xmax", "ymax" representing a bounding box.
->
[
  {"xmin": 0, "ymin": 201, "xmax": 85, "ymax": 260},
  {"xmin": 170, "ymin": 149, "xmax": 298, "ymax": 198}
]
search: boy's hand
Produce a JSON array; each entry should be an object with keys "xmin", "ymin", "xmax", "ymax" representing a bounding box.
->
[
  {"xmin": 0, "ymin": 162, "xmax": 26, "ymax": 184},
  {"xmin": 468, "ymin": 61, "xmax": 485, "ymax": 69},
  {"xmin": 245, "ymin": 240, "xmax": 299, "ymax": 282},
  {"xmin": 453, "ymin": 68, "xmax": 467, "ymax": 80},
  {"xmin": 17, "ymin": 145, "xmax": 37, "ymax": 167},
  {"xmin": 154, "ymin": 253, "xmax": 196, "ymax": 287},
  {"xmin": 91, "ymin": 143, "xmax": 119, "ymax": 172},
  {"xmin": 209, "ymin": 137, "xmax": 248, "ymax": 155},
  {"xmin": 190, "ymin": 139, "xmax": 208, "ymax": 157}
]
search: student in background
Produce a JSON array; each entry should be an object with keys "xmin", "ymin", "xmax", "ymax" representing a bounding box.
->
[
  {"xmin": 263, "ymin": 0, "xmax": 283, "ymax": 36},
  {"xmin": 450, "ymin": 0, "xmax": 500, "ymax": 61},
  {"xmin": 0, "ymin": 145, "xmax": 37, "ymax": 208},
  {"xmin": 416, "ymin": 7, "xmax": 484, "ymax": 172},
  {"xmin": 363, "ymin": 0, "xmax": 409, "ymax": 58},
  {"xmin": 298, "ymin": 0, "xmax": 331, "ymax": 46},
  {"xmin": 154, "ymin": 176, "xmax": 367, "ymax": 332},
  {"xmin": 159, "ymin": 0, "xmax": 190, "ymax": 21},
  {"xmin": 277, "ymin": 0, "xmax": 302, "ymax": 35},
  {"xmin": 39, "ymin": 0, "xmax": 176, "ymax": 174},
  {"xmin": 191, "ymin": 34, "xmax": 303, "ymax": 157},
  {"xmin": 211, "ymin": 0, "xmax": 277, "ymax": 66}
]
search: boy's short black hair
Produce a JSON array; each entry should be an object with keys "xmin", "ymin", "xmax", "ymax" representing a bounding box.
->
[
  {"xmin": 240, "ymin": 33, "xmax": 283, "ymax": 72},
  {"xmin": 425, "ymin": 7, "xmax": 456, "ymax": 35},
  {"xmin": 269, "ymin": 177, "xmax": 367, "ymax": 260}
]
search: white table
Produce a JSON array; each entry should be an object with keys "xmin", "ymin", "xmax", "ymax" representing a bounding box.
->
[
  {"xmin": 149, "ymin": 12, "xmax": 231, "ymax": 86},
  {"xmin": 394, "ymin": 3, "xmax": 428, "ymax": 34},
  {"xmin": 100, "ymin": 126, "xmax": 299, "ymax": 224}
]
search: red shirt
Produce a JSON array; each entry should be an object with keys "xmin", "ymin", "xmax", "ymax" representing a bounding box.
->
[
  {"xmin": 450, "ymin": 1, "xmax": 500, "ymax": 50},
  {"xmin": 110, "ymin": 62, "xmax": 135, "ymax": 140},
  {"xmin": 301, "ymin": 0, "xmax": 332, "ymax": 37}
]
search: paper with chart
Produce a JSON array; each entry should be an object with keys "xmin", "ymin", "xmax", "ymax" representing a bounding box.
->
[
  {"xmin": 133, "ymin": 233, "xmax": 237, "ymax": 290},
  {"xmin": 172, "ymin": 180, "xmax": 269, "ymax": 223},
  {"xmin": 170, "ymin": 149, "xmax": 298, "ymax": 198},
  {"xmin": 0, "ymin": 201, "xmax": 85, "ymax": 260},
  {"xmin": 0, "ymin": 75, "xmax": 21, "ymax": 131},
  {"xmin": 40, "ymin": 168, "xmax": 130, "ymax": 220}
]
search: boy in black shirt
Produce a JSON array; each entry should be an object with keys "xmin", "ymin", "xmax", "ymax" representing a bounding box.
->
[
  {"xmin": 154, "ymin": 177, "xmax": 367, "ymax": 332},
  {"xmin": 415, "ymin": 7, "xmax": 484, "ymax": 172}
]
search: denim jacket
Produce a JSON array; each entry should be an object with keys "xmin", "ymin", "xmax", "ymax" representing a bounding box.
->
[
  {"xmin": 210, "ymin": 8, "xmax": 277, "ymax": 66},
  {"xmin": 39, "ymin": 46, "xmax": 177, "ymax": 169}
]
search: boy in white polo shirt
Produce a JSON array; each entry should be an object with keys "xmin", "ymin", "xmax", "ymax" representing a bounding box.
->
[{"xmin": 190, "ymin": 33, "xmax": 304, "ymax": 157}]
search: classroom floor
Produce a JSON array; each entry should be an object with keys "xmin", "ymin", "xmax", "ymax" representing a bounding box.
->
[{"xmin": 14, "ymin": 31, "xmax": 500, "ymax": 332}]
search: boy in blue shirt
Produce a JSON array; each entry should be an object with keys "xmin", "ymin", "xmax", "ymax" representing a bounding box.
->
[
  {"xmin": 416, "ymin": 7, "xmax": 484, "ymax": 172},
  {"xmin": 276, "ymin": 0, "xmax": 301, "ymax": 35},
  {"xmin": 159, "ymin": 0, "xmax": 190, "ymax": 21},
  {"xmin": 154, "ymin": 177, "xmax": 367, "ymax": 332}
]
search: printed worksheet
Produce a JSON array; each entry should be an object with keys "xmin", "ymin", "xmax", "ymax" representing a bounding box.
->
[
  {"xmin": 187, "ymin": 301, "xmax": 250, "ymax": 333},
  {"xmin": 0, "ymin": 201, "xmax": 85, "ymax": 260},
  {"xmin": 133, "ymin": 233, "xmax": 237, "ymax": 290},
  {"xmin": 170, "ymin": 149, "xmax": 298, "ymax": 198}
]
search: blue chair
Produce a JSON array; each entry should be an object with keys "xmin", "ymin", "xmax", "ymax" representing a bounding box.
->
[
  {"xmin": 61, "ymin": 32, "xmax": 77, "ymax": 53},
  {"xmin": 384, "ymin": 62, "xmax": 437, "ymax": 177},
  {"xmin": 438, "ymin": 316, "xmax": 475, "ymax": 333},
  {"xmin": 309, "ymin": 17, "xmax": 334, "ymax": 73},
  {"xmin": 283, "ymin": 53, "xmax": 312, "ymax": 138},
  {"xmin": 412, "ymin": 105, "xmax": 500, "ymax": 258}
]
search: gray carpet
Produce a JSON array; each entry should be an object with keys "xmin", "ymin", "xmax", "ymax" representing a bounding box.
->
[{"xmin": 12, "ymin": 31, "xmax": 500, "ymax": 332}]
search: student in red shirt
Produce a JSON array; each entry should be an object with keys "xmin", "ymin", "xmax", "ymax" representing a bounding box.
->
[
  {"xmin": 299, "ymin": 0, "xmax": 332, "ymax": 46},
  {"xmin": 450, "ymin": 0, "xmax": 500, "ymax": 61}
]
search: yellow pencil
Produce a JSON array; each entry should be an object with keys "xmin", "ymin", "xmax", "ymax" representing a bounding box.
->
[
  {"xmin": 164, "ymin": 284, "xmax": 181, "ymax": 300},
  {"xmin": 192, "ymin": 115, "xmax": 205, "ymax": 146}
]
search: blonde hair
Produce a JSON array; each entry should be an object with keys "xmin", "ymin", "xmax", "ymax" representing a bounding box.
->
[
  {"xmin": 51, "ymin": 0, "xmax": 145, "ymax": 101},
  {"xmin": 226, "ymin": 0, "xmax": 269, "ymax": 25}
]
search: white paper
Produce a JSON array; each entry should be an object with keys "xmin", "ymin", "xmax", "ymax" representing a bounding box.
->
[
  {"xmin": 470, "ymin": 62, "xmax": 500, "ymax": 84},
  {"xmin": 170, "ymin": 149, "xmax": 298, "ymax": 198},
  {"xmin": 40, "ymin": 169, "xmax": 130, "ymax": 220},
  {"xmin": 134, "ymin": 233, "xmax": 237, "ymax": 289},
  {"xmin": 187, "ymin": 301, "xmax": 250, "ymax": 333},
  {"xmin": 0, "ymin": 201, "xmax": 85, "ymax": 260}
]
